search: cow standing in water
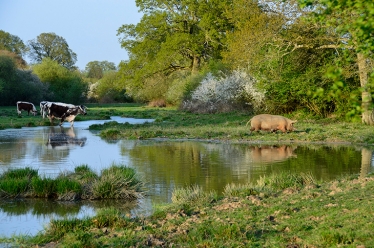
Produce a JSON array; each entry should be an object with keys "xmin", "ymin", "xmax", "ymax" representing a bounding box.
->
[
  {"xmin": 40, "ymin": 101, "xmax": 50, "ymax": 118},
  {"xmin": 46, "ymin": 102, "xmax": 87, "ymax": 127},
  {"xmin": 17, "ymin": 101, "xmax": 37, "ymax": 116}
]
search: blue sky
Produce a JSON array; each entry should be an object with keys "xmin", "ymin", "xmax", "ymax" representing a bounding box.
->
[{"xmin": 0, "ymin": 0, "xmax": 142, "ymax": 70}]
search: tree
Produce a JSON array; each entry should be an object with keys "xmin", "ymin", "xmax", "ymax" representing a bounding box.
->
[
  {"xmin": 85, "ymin": 60, "xmax": 117, "ymax": 79},
  {"xmin": 0, "ymin": 55, "xmax": 47, "ymax": 105},
  {"xmin": 33, "ymin": 58, "xmax": 87, "ymax": 104},
  {"xmin": 28, "ymin": 33, "xmax": 77, "ymax": 69},
  {"xmin": 0, "ymin": 50, "xmax": 27, "ymax": 69},
  {"xmin": 94, "ymin": 71, "xmax": 131, "ymax": 103},
  {"xmin": 223, "ymin": 0, "xmax": 373, "ymax": 119},
  {"xmin": 297, "ymin": 0, "xmax": 374, "ymax": 123},
  {"xmin": 117, "ymin": 0, "xmax": 234, "ymax": 100},
  {"xmin": 0, "ymin": 30, "xmax": 28, "ymax": 56}
]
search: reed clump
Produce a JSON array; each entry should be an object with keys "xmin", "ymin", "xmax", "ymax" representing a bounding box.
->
[{"xmin": 0, "ymin": 164, "xmax": 144, "ymax": 201}]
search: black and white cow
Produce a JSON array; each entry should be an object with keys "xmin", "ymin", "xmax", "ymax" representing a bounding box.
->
[
  {"xmin": 47, "ymin": 102, "xmax": 87, "ymax": 126},
  {"xmin": 40, "ymin": 101, "xmax": 75, "ymax": 119},
  {"xmin": 40, "ymin": 101, "xmax": 50, "ymax": 118},
  {"xmin": 17, "ymin": 101, "xmax": 37, "ymax": 116}
]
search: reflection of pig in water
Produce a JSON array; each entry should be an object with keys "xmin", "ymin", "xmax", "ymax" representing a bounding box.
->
[
  {"xmin": 47, "ymin": 127, "xmax": 87, "ymax": 149},
  {"xmin": 250, "ymin": 145, "xmax": 297, "ymax": 164}
]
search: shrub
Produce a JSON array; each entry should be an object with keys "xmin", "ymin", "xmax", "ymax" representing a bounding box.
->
[{"xmin": 181, "ymin": 70, "xmax": 265, "ymax": 113}]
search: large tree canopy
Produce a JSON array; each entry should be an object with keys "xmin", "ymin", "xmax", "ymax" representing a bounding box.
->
[
  {"xmin": 85, "ymin": 60, "xmax": 117, "ymax": 79},
  {"xmin": 28, "ymin": 33, "xmax": 77, "ymax": 69},
  {"xmin": 0, "ymin": 30, "xmax": 28, "ymax": 56},
  {"xmin": 117, "ymin": 0, "xmax": 234, "ymax": 97}
]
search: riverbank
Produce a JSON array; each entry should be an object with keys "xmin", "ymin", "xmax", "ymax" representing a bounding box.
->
[
  {"xmin": 2, "ymin": 172, "xmax": 373, "ymax": 247},
  {"xmin": 2, "ymin": 104, "xmax": 374, "ymax": 144}
]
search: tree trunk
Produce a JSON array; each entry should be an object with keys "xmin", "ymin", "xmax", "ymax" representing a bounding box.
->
[
  {"xmin": 191, "ymin": 55, "xmax": 200, "ymax": 74},
  {"xmin": 357, "ymin": 52, "xmax": 374, "ymax": 124}
]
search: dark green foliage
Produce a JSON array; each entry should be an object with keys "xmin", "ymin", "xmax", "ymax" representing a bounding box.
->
[{"xmin": 0, "ymin": 55, "xmax": 48, "ymax": 105}]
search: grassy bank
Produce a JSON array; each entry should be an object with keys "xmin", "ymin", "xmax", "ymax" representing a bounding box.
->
[
  {"xmin": 0, "ymin": 164, "xmax": 144, "ymax": 201},
  {"xmin": 2, "ymin": 103, "xmax": 374, "ymax": 144},
  {"xmin": 88, "ymin": 106, "xmax": 374, "ymax": 144},
  {"xmin": 3, "ymin": 173, "xmax": 373, "ymax": 247}
]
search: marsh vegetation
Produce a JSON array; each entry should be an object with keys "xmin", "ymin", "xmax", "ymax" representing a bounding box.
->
[{"xmin": 0, "ymin": 164, "xmax": 144, "ymax": 201}]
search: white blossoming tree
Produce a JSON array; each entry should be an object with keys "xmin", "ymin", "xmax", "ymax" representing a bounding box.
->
[{"xmin": 183, "ymin": 70, "xmax": 265, "ymax": 113}]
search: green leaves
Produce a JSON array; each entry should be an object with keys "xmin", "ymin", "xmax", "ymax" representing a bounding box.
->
[
  {"xmin": 28, "ymin": 32, "xmax": 77, "ymax": 69},
  {"xmin": 0, "ymin": 30, "xmax": 28, "ymax": 56},
  {"xmin": 33, "ymin": 58, "xmax": 88, "ymax": 103},
  {"xmin": 117, "ymin": 0, "xmax": 233, "ymax": 100}
]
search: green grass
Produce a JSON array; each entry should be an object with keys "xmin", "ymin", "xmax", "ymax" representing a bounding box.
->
[
  {"xmin": 0, "ymin": 164, "xmax": 144, "ymax": 201},
  {"xmin": 5, "ymin": 173, "xmax": 373, "ymax": 247}
]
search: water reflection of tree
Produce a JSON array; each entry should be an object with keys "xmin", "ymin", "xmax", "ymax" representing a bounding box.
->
[
  {"xmin": 360, "ymin": 147, "xmax": 372, "ymax": 179},
  {"xmin": 123, "ymin": 142, "xmax": 371, "ymax": 201},
  {"xmin": 0, "ymin": 140, "xmax": 25, "ymax": 164},
  {"xmin": 260, "ymin": 145, "xmax": 364, "ymax": 181},
  {"xmin": 124, "ymin": 141, "xmax": 248, "ymax": 198},
  {"xmin": 0, "ymin": 199, "xmax": 138, "ymax": 217}
]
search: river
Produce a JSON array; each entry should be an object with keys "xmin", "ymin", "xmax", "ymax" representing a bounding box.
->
[{"xmin": 0, "ymin": 117, "xmax": 373, "ymax": 237}]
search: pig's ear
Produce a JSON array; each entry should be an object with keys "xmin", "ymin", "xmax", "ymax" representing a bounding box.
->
[{"xmin": 292, "ymin": 120, "xmax": 297, "ymax": 123}]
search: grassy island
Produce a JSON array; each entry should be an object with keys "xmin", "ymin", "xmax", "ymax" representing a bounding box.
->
[{"xmin": 0, "ymin": 164, "xmax": 144, "ymax": 201}]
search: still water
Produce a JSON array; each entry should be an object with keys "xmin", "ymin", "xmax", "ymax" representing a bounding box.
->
[{"xmin": 0, "ymin": 117, "xmax": 373, "ymax": 237}]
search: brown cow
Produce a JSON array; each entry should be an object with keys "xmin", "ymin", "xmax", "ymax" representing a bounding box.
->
[
  {"xmin": 246, "ymin": 114, "xmax": 297, "ymax": 133},
  {"xmin": 17, "ymin": 101, "xmax": 37, "ymax": 116}
]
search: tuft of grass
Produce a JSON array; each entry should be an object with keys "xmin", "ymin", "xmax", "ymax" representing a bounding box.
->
[
  {"xmin": 92, "ymin": 165, "xmax": 143, "ymax": 200},
  {"xmin": 0, "ymin": 178, "xmax": 29, "ymax": 197},
  {"xmin": 223, "ymin": 183, "xmax": 259, "ymax": 198},
  {"xmin": 256, "ymin": 171, "xmax": 317, "ymax": 191},
  {"xmin": 0, "ymin": 167, "xmax": 38, "ymax": 180},
  {"xmin": 92, "ymin": 207, "xmax": 129, "ymax": 228},
  {"xmin": 171, "ymin": 185, "xmax": 217, "ymax": 206},
  {"xmin": 31, "ymin": 177, "xmax": 56, "ymax": 198}
]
